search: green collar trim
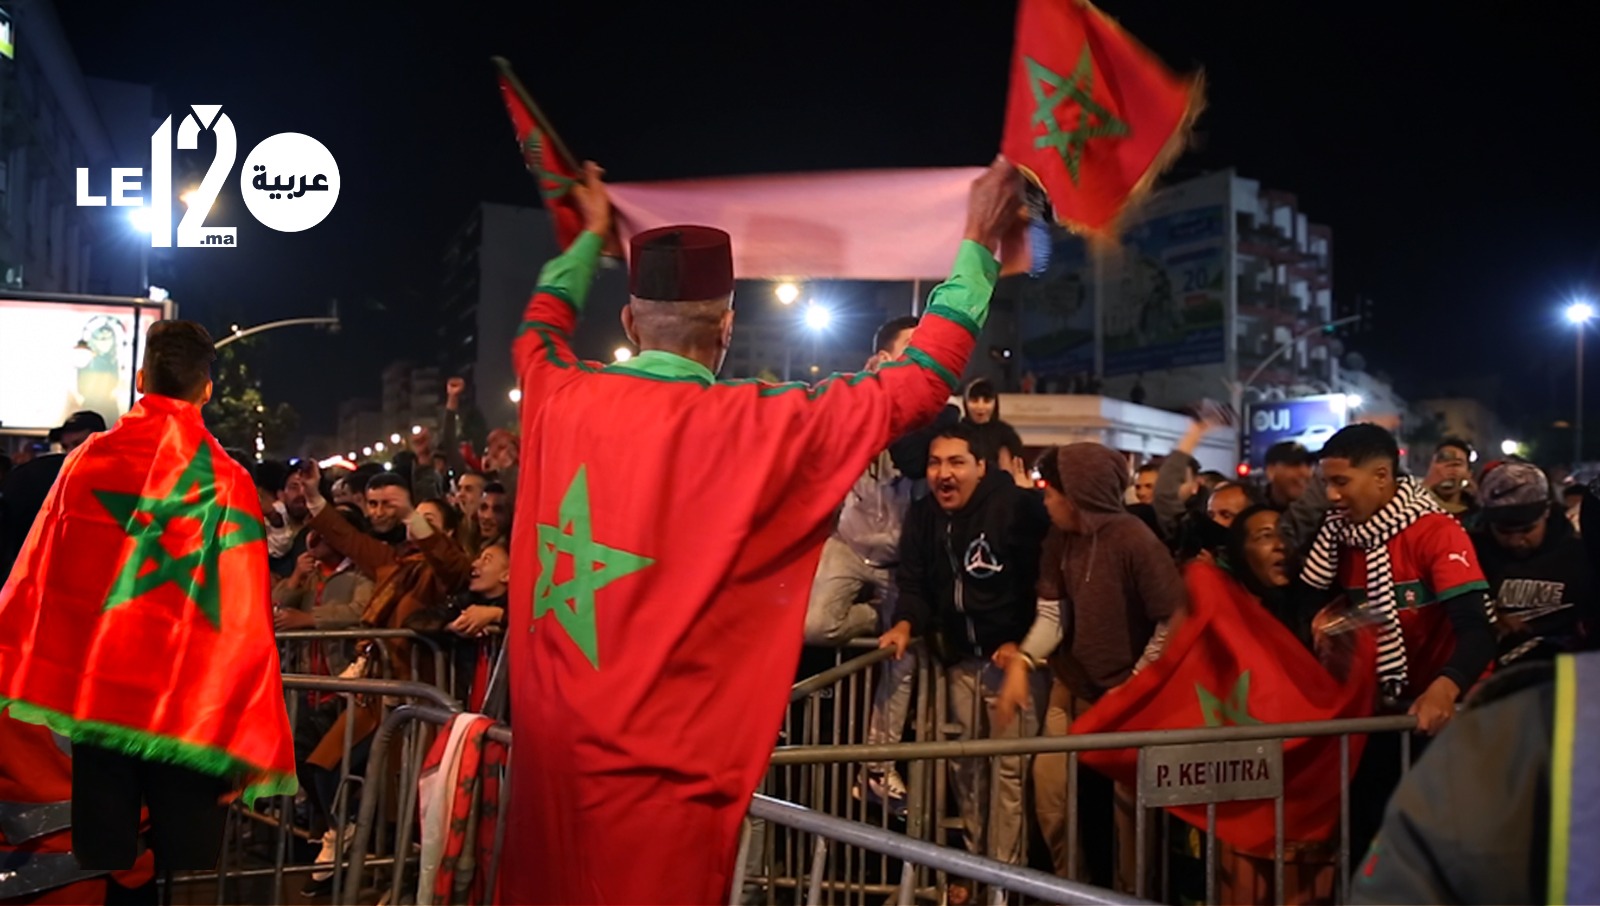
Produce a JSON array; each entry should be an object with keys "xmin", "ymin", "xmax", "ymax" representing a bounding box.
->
[
  {"xmin": 2, "ymin": 698, "xmax": 298, "ymax": 808},
  {"xmin": 1341, "ymin": 578, "xmax": 1489, "ymax": 609},
  {"xmin": 603, "ymin": 349, "xmax": 715, "ymax": 385}
]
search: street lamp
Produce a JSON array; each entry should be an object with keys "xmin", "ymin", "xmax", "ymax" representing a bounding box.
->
[
  {"xmin": 508, "ymin": 388, "xmax": 522, "ymax": 404},
  {"xmin": 613, "ymin": 347, "xmax": 633, "ymax": 363},
  {"xmin": 1567, "ymin": 300, "xmax": 1594, "ymax": 464},
  {"xmin": 215, "ymin": 316, "xmax": 342, "ymax": 350},
  {"xmin": 775, "ymin": 282, "xmax": 800, "ymax": 305},
  {"xmin": 803, "ymin": 303, "xmax": 832, "ymax": 331},
  {"xmin": 1345, "ymin": 394, "xmax": 1363, "ymax": 410},
  {"xmin": 362, "ymin": 446, "xmax": 373, "ymax": 457},
  {"xmin": 1501, "ymin": 439, "xmax": 1520, "ymax": 456},
  {"xmin": 374, "ymin": 442, "xmax": 386, "ymax": 452},
  {"xmin": 389, "ymin": 432, "xmax": 402, "ymax": 444},
  {"xmin": 784, "ymin": 302, "xmax": 833, "ymax": 381}
]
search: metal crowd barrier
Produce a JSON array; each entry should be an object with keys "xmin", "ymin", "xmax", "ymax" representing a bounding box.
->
[
  {"xmin": 341, "ymin": 703, "xmax": 1145, "ymax": 906},
  {"xmin": 276, "ymin": 627, "xmax": 452, "ymax": 693},
  {"xmin": 154, "ymin": 638, "xmax": 1422, "ymax": 905},
  {"xmin": 165, "ymin": 675, "xmax": 460, "ymax": 905},
  {"xmin": 744, "ymin": 795, "xmax": 1146, "ymax": 906},
  {"xmin": 766, "ymin": 640, "xmax": 1422, "ymax": 906}
]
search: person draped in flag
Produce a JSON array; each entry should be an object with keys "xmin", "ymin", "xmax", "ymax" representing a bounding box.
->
[
  {"xmin": 501, "ymin": 159, "xmax": 1024, "ymax": 904},
  {"xmin": 0, "ymin": 320, "xmax": 295, "ymax": 874},
  {"xmin": 1299, "ymin": 423, "xmax": 1495, "ymax": 858}
]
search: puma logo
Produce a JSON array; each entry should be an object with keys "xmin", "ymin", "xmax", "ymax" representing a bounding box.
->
[{"xmin": 1447, "ymin": 550, "xmax": 1472, "ymax": 569}]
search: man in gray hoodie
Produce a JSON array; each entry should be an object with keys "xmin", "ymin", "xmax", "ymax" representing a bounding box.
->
[{"xmin": 1022, "ymin": 442, "xmax": 1187, "ymax": 890}]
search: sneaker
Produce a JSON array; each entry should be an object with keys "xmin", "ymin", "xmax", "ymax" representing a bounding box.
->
[{"xmin": 851, "ymin": 767, "xmax": 908, "ymax": 817}]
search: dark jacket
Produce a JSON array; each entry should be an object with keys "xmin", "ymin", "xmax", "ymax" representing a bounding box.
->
[
  {"xmin": 0, "ymin": 453, "xmax": 66, "ymax": 584},
  {"xmin": 1351, "ymin": 662, "xmax": 1555, "ymax": 904},
  {"xmin": 893, "ymin": 470, "xmax": 1049, "ymax": 662},
  {"xmin": 1472, "ymin": 511, "xmax": 1599, "ymax": 666},
  {"xmin": 961, "ymin": 395, "xmax": 1018, "ymax": 468}
]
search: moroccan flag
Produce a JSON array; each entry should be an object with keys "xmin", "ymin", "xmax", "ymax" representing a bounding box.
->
[
  {"xmin": 1001, "ymin": 0, "xmax": 1202, "ymax": 235},
  {"xmin": 1071, "ymin": 562, "xmax": 1376, "ymax": 855},
  {"xmin": 0, "ymin": 394, "xmax": 296, "ymax": 806},
  {"xmin": 492, "ymin": 56, "xmax": 585, "ymax": 249}
]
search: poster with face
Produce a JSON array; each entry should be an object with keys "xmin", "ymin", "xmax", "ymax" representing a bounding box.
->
[{"xmin": 0, "ymin": 299, "xmax": 162, "ymax": 432}]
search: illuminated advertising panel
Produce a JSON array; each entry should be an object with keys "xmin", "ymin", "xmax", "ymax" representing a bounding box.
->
[{"xmin": 0, "ymin": 298, "xmax": 166, "ymax": 432}]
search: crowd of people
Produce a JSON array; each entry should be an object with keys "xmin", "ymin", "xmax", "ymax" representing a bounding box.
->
[
  {"xmin": 244, "ymin": 389, "xmax": 521, "ymax": 895},
  {"xmin": 802, "ymin": 352, "xmax": 1600, "ymax": 902},
  {"xmin": 2, "ymin": 160, "xmax": 1596, "ymax": 906}
]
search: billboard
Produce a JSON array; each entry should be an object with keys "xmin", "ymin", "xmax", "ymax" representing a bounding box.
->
[
  {"xmin": 1017, "ymin": 238, "xmax": 1095, "ymax": 378},
  {"xmin": 1244, "ymin": 394, "xmax": 1352, "ymax": 467},
  {"xmin": 0, "ymin": 298, "xmax": 166, "ymax": 433},
  {"xmin": 1101, "ymin": 204, "xmax": 1228, "ymax": 377}
]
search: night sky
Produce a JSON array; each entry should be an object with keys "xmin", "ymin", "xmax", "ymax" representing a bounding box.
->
[{"xmin": 57, "ymin": 2, "xmax": 1600, "ymax": 440}]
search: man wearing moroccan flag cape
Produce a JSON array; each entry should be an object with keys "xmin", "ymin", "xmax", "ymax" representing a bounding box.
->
[
  {"xmin": 1069, "ymin": 551, "xmax": 1377, "ymax": 863},
  {"xmin": 499, "ymin": 158, "xmax": 1022, "ymax": 904},
  {"xmin": 0, "ymin": 320, "xmax": 295, "ymax": 872}
]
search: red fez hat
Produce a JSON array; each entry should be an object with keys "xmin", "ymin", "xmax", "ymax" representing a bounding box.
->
[{"xmin": 629, "ymin": 225, "xmax": 734, "ymax": 302}]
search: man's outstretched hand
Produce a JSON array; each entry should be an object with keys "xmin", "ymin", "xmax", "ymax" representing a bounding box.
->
[{"xmin": 964, "ymin": 157, "xmax": 1026, "ymax": 255}]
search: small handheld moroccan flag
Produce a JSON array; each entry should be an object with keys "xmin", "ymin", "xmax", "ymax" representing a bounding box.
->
[
  {"xmin": 0, "ymin": 395, "xmax": 295, "ymax": 806},
  {"xmin": 492, "ymin": 56, "xmax": 586, "ymax": 249},
  {"xmin": 1071, "ymin": 562, "xmax": 1375, "ymax": 855},
  {"xmin": 1001, "ymin": 0, "xmax": 1202, "ymax": 236}
]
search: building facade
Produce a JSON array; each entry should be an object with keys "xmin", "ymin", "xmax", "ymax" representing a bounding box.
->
[
  {"xmin": 438, "ymin": 203, "xmax": 563, "ymax": 432},
  {"xmin": 0, "ymin": 0, "xmax": 151, "ymax": 296},
  {"xmin": 1011, "ymin": 168, "xmax": 1339, "ymax": 412}
]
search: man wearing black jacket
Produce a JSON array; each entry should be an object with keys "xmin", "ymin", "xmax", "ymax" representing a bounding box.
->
[
  {"xmin": 1471, "ymin": 461, "xmax": 1598, "ymax": 667},
  {"xmin": 879, "ymin": 423, "xmax": 1051, "ymax": 870}
]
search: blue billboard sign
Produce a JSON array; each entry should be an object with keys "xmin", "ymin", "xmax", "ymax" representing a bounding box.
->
[
  {"xmin": 1244, "ymin": 394, "xmax": 1351, "ymax": 467},
  {"xmin": 1102, "ymin": 205, "xmax": 1228, "ymax": 377}
]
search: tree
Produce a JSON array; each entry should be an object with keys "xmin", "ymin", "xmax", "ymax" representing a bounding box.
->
[{"xmin": 204, "ymin": 338, "xmax": 298, "ymax": 457}]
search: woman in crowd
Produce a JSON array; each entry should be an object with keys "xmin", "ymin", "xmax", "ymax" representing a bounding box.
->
[
  {"xmin": 406, "ymin": 541, "xmax": 509, "ymax": 715},
  {"xmin": 1189, "ymin": 505, "xmax": 1359, "ymax": 905}
]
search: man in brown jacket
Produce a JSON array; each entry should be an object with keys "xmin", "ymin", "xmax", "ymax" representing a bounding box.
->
[
  {"xmin": 1029, "ymin": 442, "xmax": 1187, "ymax": 890},
  {"xmin": 294, "ymin": 465, "xmax": 472, "ymax": 761}
]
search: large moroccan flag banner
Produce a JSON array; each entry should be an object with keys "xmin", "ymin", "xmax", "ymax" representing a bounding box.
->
[
  {"xmin": 1002, "ymin": 0, "xmax": 1202, "ymax": 235},
  {"xmin": 1071, "ymin": 562, "xmax": 1376, "ymax": 855},
  {"xmin": 493, "ymin": 56, "xmax": 587, "ymax": 250},
  {"xmin": 0, "ymin": 396, "xmax": 295, "ymax": 805}
]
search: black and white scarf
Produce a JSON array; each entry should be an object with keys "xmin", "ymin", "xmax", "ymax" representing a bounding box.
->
[{"xmin": 1302, "ymin": 476, "xmax": 1442, "ymax": 703}]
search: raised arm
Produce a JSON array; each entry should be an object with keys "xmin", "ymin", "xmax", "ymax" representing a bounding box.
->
[
  {"xmin": 782, "ymin": 160, "xmax": 1024, "ymax": 475},
  {"xmin": 298, "ymin": 462, "xmax": 397, "ymax": 579},
  {"xmin": 405, "ymin": 511, "xmax": 475, "ymax": 593},
  {"xmin": 511, "ymin": 162, "xmax": 612, "ymax": 400}
]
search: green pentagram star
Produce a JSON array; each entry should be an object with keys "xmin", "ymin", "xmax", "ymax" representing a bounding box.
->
[
  {"xmin": 1196, "ymin": 671, "xmax": 1262, "ymax": 727},
  {"xmin": 533, "ymin": 465, "xmax": 655, "ymax": 670},
  {"xmin": 93, "ymin": 442, "xmax": 265, "ymax": 630},
  {"xmin": 1026, "ymin": 47, "xmax": 1130, "ymax": 185}
]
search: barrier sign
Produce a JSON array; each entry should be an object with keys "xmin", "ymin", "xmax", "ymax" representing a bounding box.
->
[{"xmin": 1138, "ymin": 739, "xmax": 1283, "ymax": 807}]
